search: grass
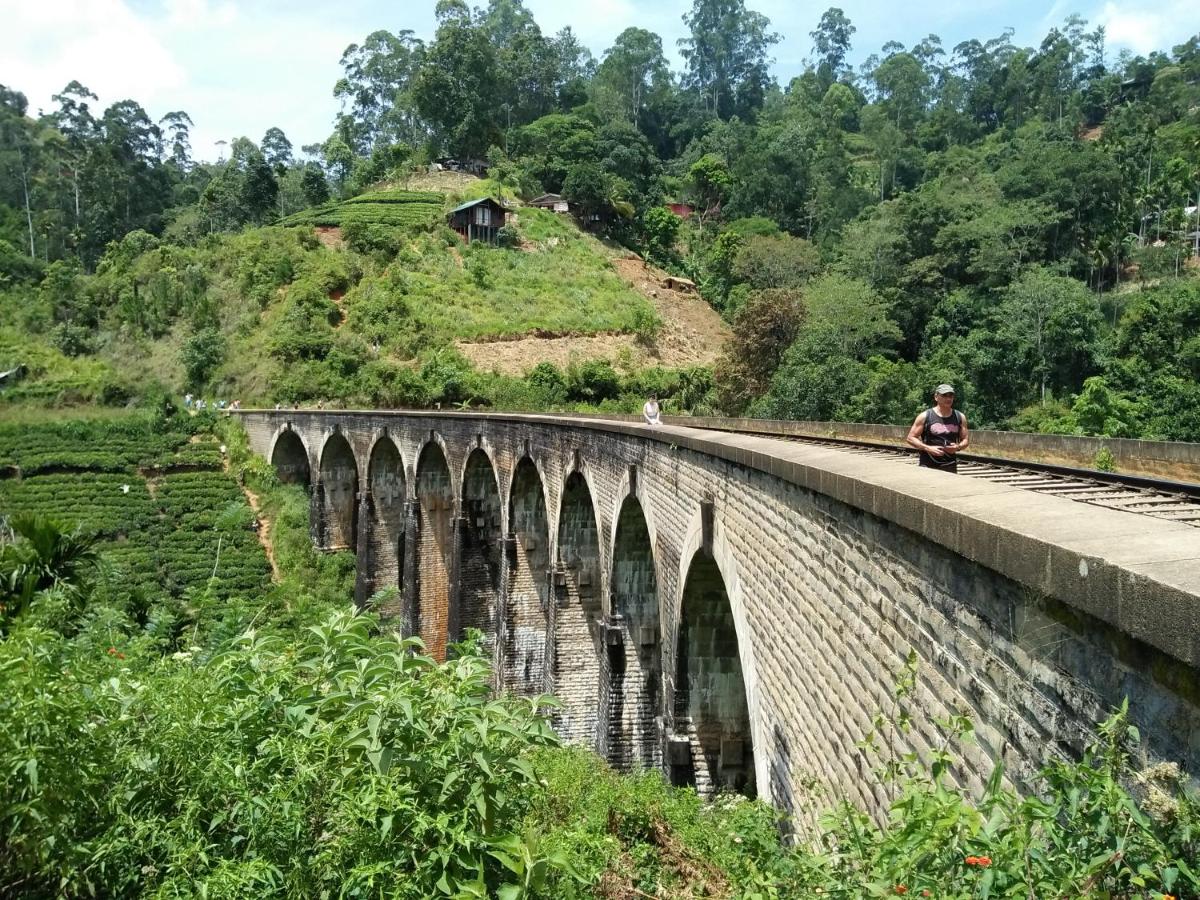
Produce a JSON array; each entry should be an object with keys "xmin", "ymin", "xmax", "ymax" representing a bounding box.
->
[{"xmin": 345, "ymin": 210, "xmax": 654, "ymax": 345}]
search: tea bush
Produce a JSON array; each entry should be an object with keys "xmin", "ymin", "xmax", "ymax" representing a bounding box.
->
[{"xmin": 0, "ymin": 611, "xmax": 565, "ymax": 899}]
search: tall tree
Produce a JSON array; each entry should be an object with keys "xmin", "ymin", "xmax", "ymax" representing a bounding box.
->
[
  {"xmin": 334, "ymin": 29, "xmax": 426, "ymax": 150},
  {"xmin": 261, "ymin": 127, "xmax": 293, "ymax": 171},
  {"xmin": 595, "ymin": 28, "xmax": 672, "ymax": 130},
  {"xmin": 51, "ymin": 82, "xmax": 99, "ymax": 229},
  {"xmin": 679, "ymin": 0, "xmax": 779, "ymax": 119},
  {"xmin": 0, "ymin": 86, "xmax": 38, "ymax": 257},
  {"xmin": 159, "ymin": 110, "xmax": 193, "ymax": 169},
  {"xmin": 810, "ymin": 7, "xmax": 856, "ymax": 86},
  {"xmin": 412, "ymin": 1, "xmax": 502, "ymax": 158}
]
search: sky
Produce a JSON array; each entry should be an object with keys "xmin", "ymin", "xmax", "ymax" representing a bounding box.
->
[{"xmin": 4, "ymin": 0, "xmax": 1199, "ymax": 162}]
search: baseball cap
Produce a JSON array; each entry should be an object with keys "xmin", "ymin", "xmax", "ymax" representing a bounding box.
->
[{"xmin": 935, "ymin": 383, "xmax": 955, "ymax": 395}]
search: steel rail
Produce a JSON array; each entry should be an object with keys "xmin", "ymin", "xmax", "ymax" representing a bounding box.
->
[{"xmin": 677, "ymin": 422, "xmax": 1200, "ymax": 525}]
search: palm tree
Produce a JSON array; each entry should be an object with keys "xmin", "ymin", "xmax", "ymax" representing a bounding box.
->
[{"xmin": 0, "ymin": 515, "xmax": 99, "ymax": 622}]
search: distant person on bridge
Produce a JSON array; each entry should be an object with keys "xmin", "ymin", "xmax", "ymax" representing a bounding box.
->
[
  {"xmin": 643, "ymin": 395, "xmax": 662, "ymax": 426},
  {"xmin": 906, "ymin": 384, "xmax": 969, "ymax": 473}
]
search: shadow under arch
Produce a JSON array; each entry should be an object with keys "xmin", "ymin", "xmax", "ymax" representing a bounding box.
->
[
  {"xmin": 460, "ymin": 447, "xmax": 503, "ymax": 666},
  {"xmin": 504, "ymin": 457, "xmax": 550, "ymax": 697},
  {"xmin": 317, "ymin": 432, "xmax": 357, "ymax": 550},
  {"xmin": 606, "ymin": 493, "xmax": 661, "ymax": 771},
  {"xmin": 359, "ymin": 435, "xmax": 406, "ymax": 617},
  {"xmin": 270, "ymin": 428, "xmax": 310, "ymax": 486},
  {"xmin": 415, "ymin": 441, "xmax": 454, "ymax": 661},
  {"xmin": 674, "ymin": 551, "xmax": 756, "ymax": 798},
  {"xmin": 553, "ymin": 470, "xmax": 604, "ymax": 747}
]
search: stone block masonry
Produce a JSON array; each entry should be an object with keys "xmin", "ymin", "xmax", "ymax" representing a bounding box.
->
[{"xmin": 242, "ymin": 410, "xmax": 1200, "ymax": 827}]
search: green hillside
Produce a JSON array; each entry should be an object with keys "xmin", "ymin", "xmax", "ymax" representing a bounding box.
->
[{"xmin": 0, "ymin": 202, "xmax": 687, "ymax": 412}]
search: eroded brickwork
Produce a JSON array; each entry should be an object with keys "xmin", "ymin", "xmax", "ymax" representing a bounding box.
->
[
  {"xmin": 416, "ymin": 443, "xmax": 454, "ymax": 661},
  {"xmin": 365, "ymin": 438, "xmax": 406, "ymax": 617},
  {"xmin": 318, "ymin": 433, "xmax": 358, "ymax": 551},
  {"xmin": 462, "ymin": 449, "xmax": 502, "ymax": 666},
  {"xmin": 607, "ymin": 496, "xmax": 662, "ymax": 772},
  {"xmin": 553, "ymin": 472, "xmax": 604, "ymax": 746},
  {"xmin": 675, "ymin": 554, "xmax": 755, "ymax": 797},
  {"xmin": 506, "ymin": 459, "xmax": 550, "ymax": 697},
  {"xmin": 241, "ymin": 412, "xmax": 1200, "ymax": 828}
]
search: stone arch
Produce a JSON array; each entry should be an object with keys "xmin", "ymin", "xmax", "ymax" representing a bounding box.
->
[
  {"xmin": 360, "ymin": 434, "xmax": 406, "ymax": 618},
  {"xmin": 607, "ymin": 494, "xmax": 661, "ymax": 771},
  {"xmin": 553, "ymin": 470, "xmax": 604, "ymax": 747},
  {"xmin": 460, "ymin": 447, "xmax": 503, "ymax": 663},
  {"xmin": 269, "ymin": 428, "xmax": 310, "ymax": 486},
  {"xmin": 317, "ymin": 431, "xmax": 358, "ymax": 550},
  {"xmin": 673, "ymin": 547, "xmax": 756, "ymax": 799},
  {"xmin": 415, "ymin": 441, "xmax": 455, "ymax": 661},
  {"xmin": 504, "ymin": 457, "xmax": 550, "ymax": 697}
]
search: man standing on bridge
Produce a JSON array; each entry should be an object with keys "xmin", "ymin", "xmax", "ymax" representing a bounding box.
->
[{"xmin": 906, "ymin": 384, "xmax": 969, "ymax": 473}]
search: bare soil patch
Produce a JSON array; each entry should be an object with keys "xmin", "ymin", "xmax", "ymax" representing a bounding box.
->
[
  {"xmin": 456, "ymin": 255, "xmax": 730, "ymax": 376},
  {"xmin": 314, "ymin": 226, "xmax": 343, "ymax": 249}
]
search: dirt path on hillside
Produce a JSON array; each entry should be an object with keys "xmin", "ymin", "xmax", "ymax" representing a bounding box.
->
[
  {"xmin": 242, "ymin": 484, "xmax": 281, "ymax": 584},
  {"xmin": 223, "ymin": 454, "xmax": 281, "ymax": 584},
  {"xmin": 455, "ymin": 255, "xmax": 730, "ymax": 376}
]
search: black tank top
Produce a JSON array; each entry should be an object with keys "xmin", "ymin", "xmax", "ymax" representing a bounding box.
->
[{"xmin": 919, "ymin": 408, "xmax": 961, "ymax": 470}]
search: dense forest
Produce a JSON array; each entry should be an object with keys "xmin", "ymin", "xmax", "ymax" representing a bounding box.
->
[{"xmin": 2, "ymin": 1, "xmax": 1200, "ymax": 437}]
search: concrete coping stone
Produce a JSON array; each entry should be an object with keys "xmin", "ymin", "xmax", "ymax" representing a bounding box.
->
[{"xmin": 235, "ymin": 409, "xmax": 1200, "ymax": 667}]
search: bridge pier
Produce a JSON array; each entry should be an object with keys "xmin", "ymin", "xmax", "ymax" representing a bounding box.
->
[{"xmin": 353, "ymin": 490, "xmax": 373, "ymax": 608}]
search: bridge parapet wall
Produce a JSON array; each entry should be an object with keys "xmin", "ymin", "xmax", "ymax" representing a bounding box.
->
[{"xmin": 238, "ymin": 410, "xmax": 1200, "ymax": 823}]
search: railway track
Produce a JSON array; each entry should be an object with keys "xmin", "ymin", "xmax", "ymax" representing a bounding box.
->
[{"xmin": 686, "ymin": 424, "xmax": 1200, "ymax": 527}]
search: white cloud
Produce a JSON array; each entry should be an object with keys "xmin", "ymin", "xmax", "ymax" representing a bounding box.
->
[
  {"xmin": 1, "ymin": 0, "xmax": 356, "ymax": 161},
  {"xmin": 3, "ymin": 0, "xmax": 186, "ymax": 115},
  {"xmin": 163, "ymin": 0, "xmax": 239, "ymax": 29},
  {"xmin": 1093, "ymin": 0, "xmax": 1200, "ymax": 55}
]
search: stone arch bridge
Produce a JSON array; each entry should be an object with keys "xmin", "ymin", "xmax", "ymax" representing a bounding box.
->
[{"xmin": 238, "ymin": 410, "xmax": 1200, "ymax": 821}]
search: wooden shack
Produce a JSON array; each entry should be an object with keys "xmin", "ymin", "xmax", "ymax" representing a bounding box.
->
[
  {"xmin": 449, "ymin": 197, "xmax": 505, "ymax": 244},
  {"xmin": 529, "ymin": 193, "xmax": 571, "ymax": 213}
]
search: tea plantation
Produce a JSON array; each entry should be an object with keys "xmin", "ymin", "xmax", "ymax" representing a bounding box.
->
[
  {"xmin": 0, "ymin": 413, "xmax": 270, "ymax": 601},
  {"xmin": 279, "ymin": 189, "xmax": 445, "ymax": 229}
]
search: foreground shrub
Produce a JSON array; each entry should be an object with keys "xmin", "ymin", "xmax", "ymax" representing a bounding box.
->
[{"xmin": 0, "ymin": 613, "xmax": 564, "ymax": 898}]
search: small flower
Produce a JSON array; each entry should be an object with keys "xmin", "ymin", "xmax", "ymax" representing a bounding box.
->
[
  {"xmin": 893, "ymin": 886, "xmax": 908, "ymax": 895},
  {"xmin": 965, "ymin": 855, "xmax": 991, "ymax": 868},
  {"xmin": 921, "ymin": 892, "xmax": 931, "ymax": 898},
  {"xmin": 106, "ymin": 647, "xmax": 126, "ymax": 660}
]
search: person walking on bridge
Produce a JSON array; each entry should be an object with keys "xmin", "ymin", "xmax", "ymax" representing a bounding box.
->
[{"xmin": 906, "ymin": 384, "xmax": 969, "ymax": 473}]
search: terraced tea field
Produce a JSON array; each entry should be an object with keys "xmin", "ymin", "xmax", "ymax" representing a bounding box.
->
[
  {"xmin": 0, "ymin": 415, "xmax": 271, "ymax": 600},
  {"xmin": 280, "ymin": 189, "xmax": 445, "ymax": 229}
]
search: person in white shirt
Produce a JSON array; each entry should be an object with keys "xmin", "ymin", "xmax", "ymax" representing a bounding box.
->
[{"xmin": 642, "ymin": 395, "xmax": 662, "ymax": 426}]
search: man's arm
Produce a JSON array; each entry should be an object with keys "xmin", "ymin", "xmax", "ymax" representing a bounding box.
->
[
  {"xmin": 906, "ymin": 412, "xmax": 942, "ymax": 457},
  {"xmin": 955, "ymin": 413, "xmax": 969, "ymax": 452}
]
